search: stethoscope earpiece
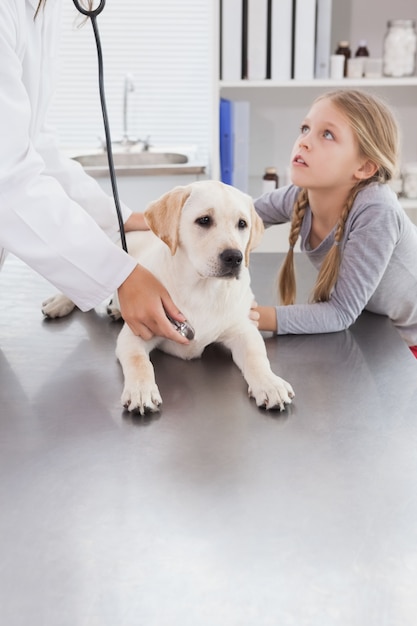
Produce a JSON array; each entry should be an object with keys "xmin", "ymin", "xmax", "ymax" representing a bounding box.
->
[{"xmin": 72, "ymin": 0, "xmax": 106, "ymax": 19}]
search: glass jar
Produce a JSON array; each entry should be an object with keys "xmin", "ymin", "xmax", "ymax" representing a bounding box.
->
[{"xmin": 383, "ymin": 19, "xmax": 417, "ymax": 77}]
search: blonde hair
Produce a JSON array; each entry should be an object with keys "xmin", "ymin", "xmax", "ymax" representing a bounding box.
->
[
  {"xmin": 35, "ymin": 0, "xmax": 94, "ymax": 19},
  {"xmin": 279, "ymin": 89, "xmax": 400, "ymax": 305},
  {"xmin": 35, "ymin": 0, "xmax": 47, "ymax": 18}
]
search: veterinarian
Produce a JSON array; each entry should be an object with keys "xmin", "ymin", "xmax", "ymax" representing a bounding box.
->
[
  {"xmin": 252, "ymin": 89, "xmax": 417, "ymax": 357},
  {"xmin": 0, "ymin": 0, "xmax": 188, "ymax": 344}
]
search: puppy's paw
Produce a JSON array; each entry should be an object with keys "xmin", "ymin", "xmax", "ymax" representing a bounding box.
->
[
  {"xmin": 121, "ymin": 382, "xmax": 162, "ymax": 415},
  {"xmin": 107, "ymin": 299, "xmax": 122, "ymax": 321},
  {"xmin": 249, "ymin": 374, "xmax": 295, "ymax": 411},
  {"xmin": 42, "ymin": 294, "xmax": 76, "ymax": 318}
]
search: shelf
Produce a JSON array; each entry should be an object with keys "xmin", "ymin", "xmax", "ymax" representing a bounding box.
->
[{"xmin": 220, "ymin": 77, "xmax": 417, "ymax": 89}]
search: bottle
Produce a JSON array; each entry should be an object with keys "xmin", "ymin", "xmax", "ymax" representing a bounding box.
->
[
  {"xmin": 262, "ymin": 167, "xmax": 279, "ymax": 193},
  {"xmin": 335, "ymin": 41, "xmax": 351, "ymax": 77},
  {"xmin": 383, "ymin": 19, "xmax": 417, "ymax": 77},
  {"xmin": 355, "ymin": 40, "xmax": 370, "ymax": 58},
  {"xmin": 351, "ymin": 40, "xmax": 370, "ymax": 77}
]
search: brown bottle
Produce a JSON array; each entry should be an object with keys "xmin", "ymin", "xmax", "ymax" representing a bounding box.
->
[
  {"xmin": 262, "ymin": 167, "xmax": 279, "ymax": 193},
  {"xmin": 335, "ymin": 41, "xmax": 351, "ymax": 77},
  {"xmin": 355, "ymin": 40, "xmax": 370, "ymax": 58}
]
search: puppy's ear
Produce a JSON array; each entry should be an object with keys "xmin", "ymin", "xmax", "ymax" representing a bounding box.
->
[
  {"xmin": 144, "ymin": 186, "xmax": 192, "ymax": 254},
  {"xmin": 245, "ymin": 204, "xmax": 265, "ymax": 265}
]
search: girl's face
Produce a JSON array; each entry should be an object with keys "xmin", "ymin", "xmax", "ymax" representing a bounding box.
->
[{"xmin": 290, "ymin": 98, "xmax": 366, "ymax": 191}]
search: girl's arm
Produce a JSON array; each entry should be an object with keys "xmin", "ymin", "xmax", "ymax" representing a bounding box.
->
[
  {"xmin": 254, "ymin": 184, "xmax": 299, "ymax": 226},
  {"xmin": 273, "ymin": 198, "xmax": 401, "ymax": 335}
]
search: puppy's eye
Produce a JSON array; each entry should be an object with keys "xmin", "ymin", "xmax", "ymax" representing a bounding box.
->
[
  {"xmin": 238, "ymin": 219, "xmax": 247, "ymax": 229},
  {"xmin": 196, "ymin": 216, "xmax": 212, "ymax": 227}
]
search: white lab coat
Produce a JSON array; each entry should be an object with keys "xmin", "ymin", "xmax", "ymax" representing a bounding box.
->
[{"xmin": 0, "ymin": 0, "xmax": 137, "ymax": 310}]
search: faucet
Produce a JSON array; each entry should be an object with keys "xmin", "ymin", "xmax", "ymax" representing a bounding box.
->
[
  {"xmin": 122, "ymin": 73, "xmax": 135, "ymax": 144},
  {"xmin": 118, "ymin": 73, "xmax": 151, "ymax": 151},
  {"xmin": 100, "ymin": 73, "xmax": 151, "ymax": 152}
]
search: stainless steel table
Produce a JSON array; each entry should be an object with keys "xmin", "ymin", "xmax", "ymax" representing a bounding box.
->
[{"xmin": 1, "ymin": 253, "xmax": 417, "ymax": 626}]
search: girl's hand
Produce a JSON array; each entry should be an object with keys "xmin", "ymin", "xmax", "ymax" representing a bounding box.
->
[
  {"xmin": 249, "ymin": 300, "xmax": 260, "ymax": 327},
  {"xmin": 250, "ymin": 302, "xmax": 278, "ymax": 333}
]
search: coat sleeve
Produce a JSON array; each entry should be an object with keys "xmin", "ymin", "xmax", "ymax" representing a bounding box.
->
[{"xmin": 0, "ymin": 2, "xmax": 136, "ymax": 311}]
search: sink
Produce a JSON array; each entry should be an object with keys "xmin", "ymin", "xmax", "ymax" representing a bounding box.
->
[
  {"xmin": 73, "ymin": 151, "xmax": 188, "ymax": 168},
  {"xmin": 69, "ymin": 149, "xmax": 205, "ymax": 179}
]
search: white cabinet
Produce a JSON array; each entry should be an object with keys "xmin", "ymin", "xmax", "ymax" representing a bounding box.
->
[{"xmin": 95, "ymin": 173, "xmax": 206, "ymax": 213}]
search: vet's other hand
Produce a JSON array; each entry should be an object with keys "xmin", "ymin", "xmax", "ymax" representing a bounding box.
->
[
  {"xmin": 249, "ymin": 300, "xmax": 260, "ymax": 327},
  {"xmin": 117, "ymin": 264, "xmax": 189, "ymax": 344}
]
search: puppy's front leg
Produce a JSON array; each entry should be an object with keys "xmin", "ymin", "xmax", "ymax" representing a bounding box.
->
[
  {"xmin": 116, "ymin": 324, "xmax": 162, "ymax": 414},
  {"xmin": 224, "ymin": 325, "xmax": 295, "ymax": 411},
  {"xmin": 42, "ymin": 293, "xmax": 76, "ymax": 318}
]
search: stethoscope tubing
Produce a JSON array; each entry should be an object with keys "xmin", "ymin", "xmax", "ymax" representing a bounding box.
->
[{"xmin": 71, "ymin": 0, "xmax": 128, "ymax": 252}]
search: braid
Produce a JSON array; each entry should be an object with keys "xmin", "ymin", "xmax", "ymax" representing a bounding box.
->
[
  {"xmin": 278, "ymin": 188, "xmax": 308, "ymax": 305},
  {"xmin": 312, "ymin": 181, "xmax": 367, "ymax": 302}
]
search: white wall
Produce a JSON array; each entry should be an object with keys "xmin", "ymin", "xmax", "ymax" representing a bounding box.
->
[{"xmin": 349, "ymin": 0, "xmax": 416, "ymax": 58}]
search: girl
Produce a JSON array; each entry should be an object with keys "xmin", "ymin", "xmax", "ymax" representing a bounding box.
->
[
  {"xmin": 0, "ymin": 0, "xmax": 188, "ymax": 344},
  {"xmin": 253, "ymin": 89, "xmax": 417, "ymax": 357}
]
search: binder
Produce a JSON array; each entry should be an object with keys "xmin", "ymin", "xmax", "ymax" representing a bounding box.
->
[
  {"xmin": 270, "ymin": 0, "xmax": 294, "ymax": 81},
  {"xmin": 246, "ymin": 0, "xmax": 268, "ymax": 80},
  {"xmin": 219, "ymin": 98, "xmax": 233, "ymax": 185},
  {"xmin": 315, "ymin": 0, "xmax": 333, "ymax": 78},
  {"xmin": 221, "ymin": 0, "xmax": 244, "ymax": 81},
  {"xmin": 232, "ymin": 100, "xmax": 250, "ymax": 192},
  {"xmin": 293, "ymin": 0, "xmax": 317, "ymax": 80}
]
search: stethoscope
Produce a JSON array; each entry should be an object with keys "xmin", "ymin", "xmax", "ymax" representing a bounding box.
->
[
  {"xmin": 72, "ymin": 0, "xmax": 128, "ymax": 252},
  {"xmin": 71, "ymin": 1, "xmax": 195, "ymax": 340}
]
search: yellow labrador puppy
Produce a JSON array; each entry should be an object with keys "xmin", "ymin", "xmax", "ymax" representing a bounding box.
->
[
  {"xmin": 112, "ymin": 181, "xmax": 294, "ymax": 414},
  {"xmin": 43, "ymin": 181, "xmax": 294, "ymax": 414}
]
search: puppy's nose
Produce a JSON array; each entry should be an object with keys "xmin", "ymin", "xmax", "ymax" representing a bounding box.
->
[{"xmin": 220, "ymin": 248, "xmax": 243, "ymax": 268}]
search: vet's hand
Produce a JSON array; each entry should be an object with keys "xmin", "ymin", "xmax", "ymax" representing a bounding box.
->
[
  {"xmin": 249, "ymin": 300, "xmax": 260, "ymax": 327},
  {"xmin": 117, "ymin": 264, "xmax": 189, "ymax": 344}
]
